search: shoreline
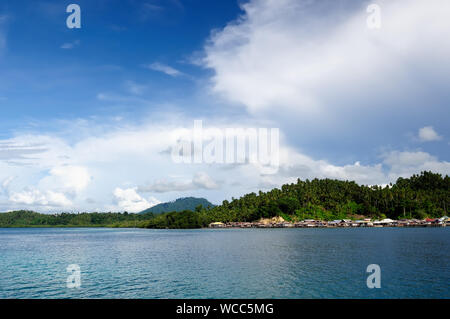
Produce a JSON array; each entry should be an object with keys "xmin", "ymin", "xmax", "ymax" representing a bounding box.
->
[
  {"xmin": 1, "ymin": 224, "xmax": 448, "ymax": 230},
  {"xmin": 1, "ymin": 217, "xmax": 449, "ymax": 230},
  {"xmin": 208, "ymin": 224, "xmax": 448, "ymax": 229},
  {"xmin": 208, "ymin": 218, "xmax": 450, "ymax": 229}
]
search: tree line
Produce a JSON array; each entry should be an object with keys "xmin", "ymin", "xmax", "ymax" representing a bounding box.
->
[
  {"xmin": 0, "ymin": 210, "xmax": 154, "ymax": 227},
  {"xmin": 144, "ymin": 171, "xmax": 450, "ymax": 228}
]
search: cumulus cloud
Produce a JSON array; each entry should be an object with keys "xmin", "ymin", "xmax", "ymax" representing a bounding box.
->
[
  {"xmin": 0, "ymin": 165, "xmax": 91, "ymax": 211},
  {"xmin": 144, "ymin": 62, "xmax": 183, "ymax": 77},
  {"xmin": 258, "ymin": 145, "xmax": 387, "ymax": 187},
  {"xmin": 383, "ymin": 151, "xmax": 450, "ymax": 179},
  {"xmin": 0, "ymin": 120, "xmax": 185, "ymax": 212},
  {"xmin": 39, "ymin": 165, "xmax": 91, "ymax": 195},
  {"xmin": 113, "ymin": 187, "xmax": 160, "ymax": 213},
  {"xmin": 241, "ymin": 147, "xmax": 450, "ymax": 191},
  {"xmin": 203, "ymin": 0, "xmax": 450, "ymax": 114},
  {"xmin": 418, "ymin": 126, "xmax": 442, "ymax": 142},
  {"xmin": 9, "ymin": 188, "xmax": 72, "ymax": 208}
]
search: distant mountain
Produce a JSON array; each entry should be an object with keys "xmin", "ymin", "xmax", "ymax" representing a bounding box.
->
[{"xmin": 139, "ymin": 197, "xmax": 215, "ymax": 215}]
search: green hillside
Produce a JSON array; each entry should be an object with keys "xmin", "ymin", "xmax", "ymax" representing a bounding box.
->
[{"xmin": 139, "ymin": 197, "xmax": 215, "ymax": 214}]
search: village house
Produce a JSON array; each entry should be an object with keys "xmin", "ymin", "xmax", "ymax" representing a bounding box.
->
[
  {"xmin": 380, "ymin": 218, "xmax": 396, "ymax": 226},
  {"xmin": 209, "ymin": 222, "xmax": 225, "ymax": 228},
  {"xmin": 208, "ymin": 216, "xmax": 448, "ymax": 229}
]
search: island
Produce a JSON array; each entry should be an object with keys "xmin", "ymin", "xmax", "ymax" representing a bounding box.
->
[{"xmin": 0, "ymin": 171, "xmax": 448, "ymax": 229}]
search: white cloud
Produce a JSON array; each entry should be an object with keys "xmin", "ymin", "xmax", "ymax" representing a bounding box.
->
[
  {"xmin": 1, "ymin": 165, "xmax": 90, "ymax": 211},
  {"xmin": 203, "ymin": 0, "xmax": 450, "ymax": 114},
  {"xmin": 257, "ymin": 145, "xmax": 387, "ymax": 187},
  {"xmin": 39, "ymin": 165, "xmax": 91, "ymax": 195},
  {"xmin": 1, "ymin": 176, "xmax": 14, "ymax": 190},
  {"xmin": 144, "ymin": 62, "xmax": 183, "ymax": 77},
  {"xmin": 418, "ymin": 126, "xmax": 442, "ymax": 142},
  {"xmin": 238, "ymin": 147, "xmax": 450, "ymax": 191},
  {"xmin": 383, "ymin": 151, "xmax": 450, "ymax": 179},
  {"xmin": 0, "ymin": 134, "xmax": 71, "ymax": 167},
  {"xmin": 9, "ymin": 188, "xmax": 72, "ymax": 208},
  {"xmin": 113, "ymin": 187, "xmax": 160, "ymax": 213},
  {"xmin": 192, "ymin": 171, "xmax": 219, "ymax": 190},
  {"xmin": 0, "ymin": 139, "xmax": 48, "ymax": 161}
]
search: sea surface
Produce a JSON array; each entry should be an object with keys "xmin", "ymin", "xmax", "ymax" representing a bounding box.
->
[{"xmin": 0, "ymin": 227, "xmax": 448, "ymax": 299}]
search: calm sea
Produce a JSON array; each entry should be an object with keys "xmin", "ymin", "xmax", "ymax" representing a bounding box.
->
[{"xmin": 0, "ymin": 227, "xmax": 448, "ymax": 299}]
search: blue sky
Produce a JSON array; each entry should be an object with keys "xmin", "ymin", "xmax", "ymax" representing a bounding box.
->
[
  {"xmin": 0, "ymin": 0, "xmax": 240, "ymax": 123},
  {"xmin": 0, "ymin": 0, "xmax": 449, "ymax": 212}
]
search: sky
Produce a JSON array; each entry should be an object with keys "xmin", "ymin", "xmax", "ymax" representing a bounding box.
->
[{"xmin": 0, "ymin": 0, "xmax": 449, "ymax": 213}]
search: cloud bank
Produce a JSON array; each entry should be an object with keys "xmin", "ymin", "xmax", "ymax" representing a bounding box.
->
[
  {"xmin": 1, "ymin": 118, "xmax": 448, "ymax": 212},
  {"xmin": 204, "ymin": 0, "xmax": 450, "ymax": 115}
]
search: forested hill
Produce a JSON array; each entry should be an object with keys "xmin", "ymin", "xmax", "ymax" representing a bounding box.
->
[
  {"xmin": 206, "ymin": 171, "xmax": 449, "ymax": 222},
  {"xmin": 146, "ymin": 171, "xmax": 449, "ymax": 228},
  {"xmin": 139, "ymin": 197, "xmax": 215, "ymax": 214}
]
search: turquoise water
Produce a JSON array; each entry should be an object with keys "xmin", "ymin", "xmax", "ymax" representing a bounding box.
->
[{"xmin": 0, "ymin": 227, "xmax": 448, "ymax": 299}]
